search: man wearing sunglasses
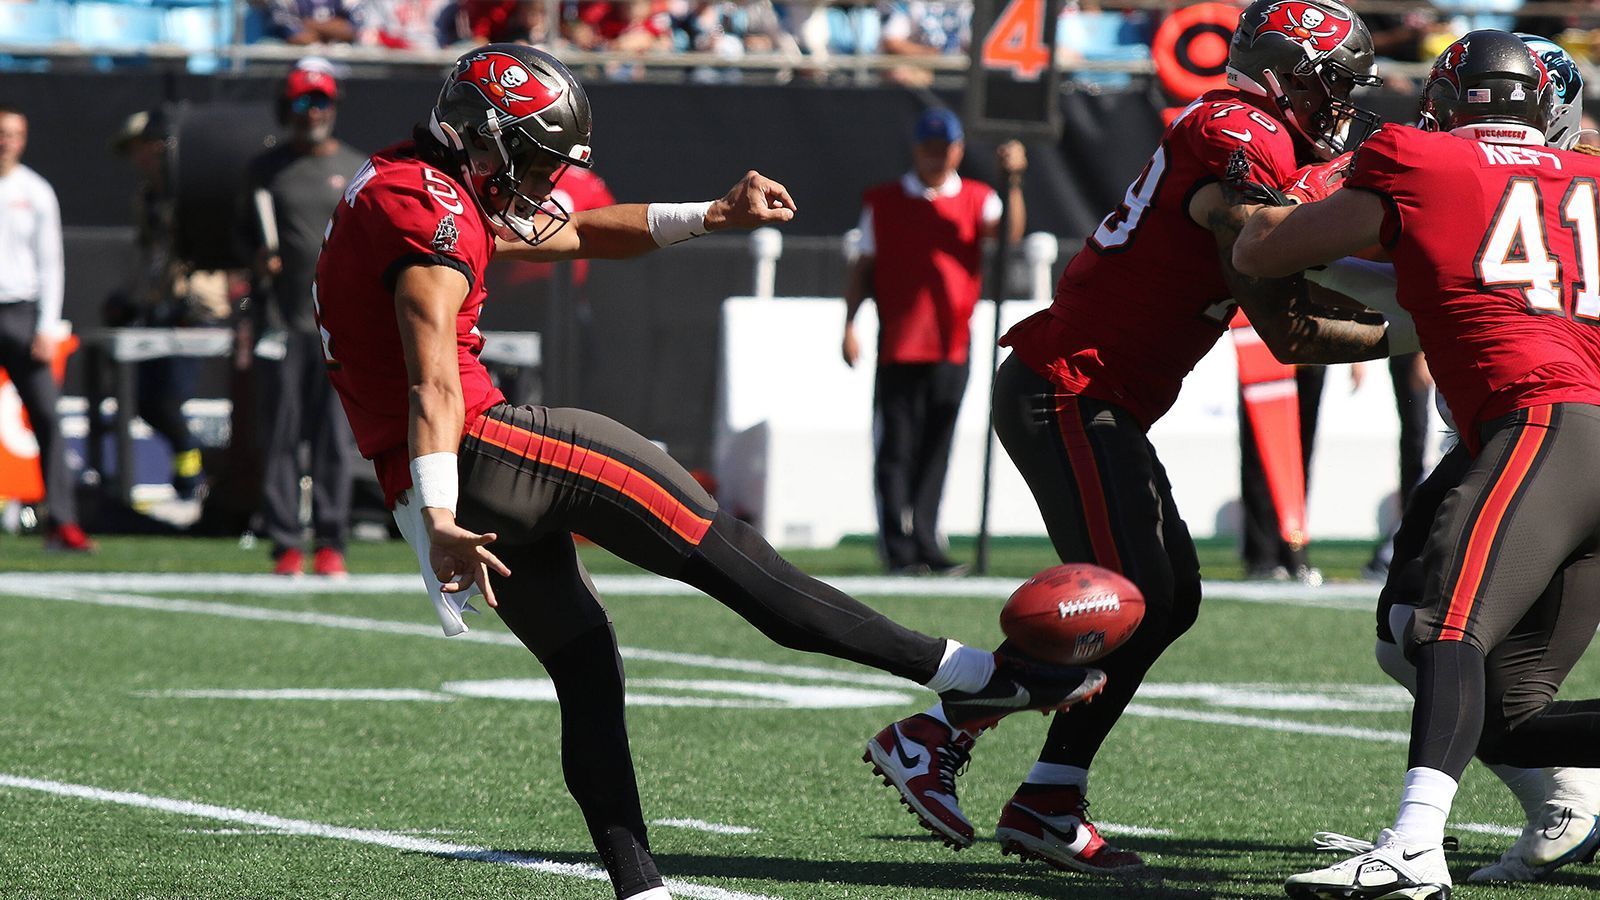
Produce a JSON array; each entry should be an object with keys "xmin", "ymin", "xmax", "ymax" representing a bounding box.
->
[{"xmin": 243, "ymin": 60, "xmax": 367, "ymax": 577}]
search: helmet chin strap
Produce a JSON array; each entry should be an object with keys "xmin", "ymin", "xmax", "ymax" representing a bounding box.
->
[
  {"xmin": 428, "ymin": 112, "xmax": 464, "ymax": 152},
  {"xmin": 1226, "ymin": 67, "xmax": 1270, "ymax": 98},
  {"xmin": 427, "ymin": 109, "xmax": 533, "ymax": 242},
  {"xmin": 1259, "ymin": 68, "xmax": 1329, "ymax": 158}
]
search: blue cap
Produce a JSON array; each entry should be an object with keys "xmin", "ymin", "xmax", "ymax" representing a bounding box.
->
[{"xmin": 914, "ymin": 107, "xmax": 963, "ymax": 144}]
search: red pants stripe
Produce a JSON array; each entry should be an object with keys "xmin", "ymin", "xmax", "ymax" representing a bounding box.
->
[
  {"xmin": 467, "ymin": 414, "xmax": 713, "ymax": 546},
  {"xmin": 1438, "ymin": 405, "xmax": 1554, "ymax": 641},
  {"xmin": 1054, "ymin": 393, "xmax": 1125, "ymax": 574}
]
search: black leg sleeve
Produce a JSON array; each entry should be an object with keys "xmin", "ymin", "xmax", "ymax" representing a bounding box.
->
[
  {"xmin": 540, "ymin": 625, "xmax": 662, "ymax": 899},
  {"xmin": 1408, "ymin": 640, "xmax": 1485, "ymax": 779}
]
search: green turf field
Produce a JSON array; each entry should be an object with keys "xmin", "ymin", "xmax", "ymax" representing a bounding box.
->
[
  {"xmin": 4, "ymin": 537, "xmax": 1597, "ymax": 899},
  {"xmin": 0, "ymin": 533, "xmax": 1382, "ymax": 581}
]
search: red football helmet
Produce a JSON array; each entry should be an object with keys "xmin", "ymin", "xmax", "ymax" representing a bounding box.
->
[{"xmin": 428, "ymin": 44, "xmax": 594, "ymax": 245}]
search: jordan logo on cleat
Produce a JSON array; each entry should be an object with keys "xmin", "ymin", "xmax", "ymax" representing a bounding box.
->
[
  {"xmin": 1014, "ymin": 804, "xmax": 1080, "ymax": 843},
  {"xmin": 890, "ymin": 729, "xmax": 922, "ymax": 769}
]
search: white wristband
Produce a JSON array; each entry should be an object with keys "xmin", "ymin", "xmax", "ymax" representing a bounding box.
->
[
  {"xmin": 410, "ymin": 452, "xmax": 459, "ymax": 514},
  {"xmin": 647, "ymin": 201, "xmax": 712, "ymax": 247}
]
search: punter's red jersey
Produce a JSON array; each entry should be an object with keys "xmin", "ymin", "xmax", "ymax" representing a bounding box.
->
[
  {"xmin": 1001, "ymin": 90, "xmax": 1300, "ymax": 427},
  {"xmin": 1346, "ymin": 124, "xmax": 1600, "ymax": 452},
  {"xmin": 313, "ymin": 142, "xmax": 506, "ymax": 505}
]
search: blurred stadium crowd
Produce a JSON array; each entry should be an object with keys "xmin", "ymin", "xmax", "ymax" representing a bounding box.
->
[{"xmin": 4, "ymin": 0, "xmax": 1600, "ymax": 86}]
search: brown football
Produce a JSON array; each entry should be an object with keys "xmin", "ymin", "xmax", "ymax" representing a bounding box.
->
[{"xmin": 1000, "ymin": 564, "xmax": 1145, "ymax": 664}]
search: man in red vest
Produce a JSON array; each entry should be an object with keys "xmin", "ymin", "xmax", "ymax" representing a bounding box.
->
[{"xmin": 842, "ymin": 107, "xmax": 1025, "ymax": 575}]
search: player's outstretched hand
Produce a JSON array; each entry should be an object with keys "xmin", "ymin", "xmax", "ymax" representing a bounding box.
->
[
  {"xmin": 1283, "ymin": 152, "xmax": 1353, "ymax": 205},
  {"xmin": 706, "ymin": 171, "xmax": 797, "ymax": 231},
  {"xmin": 423, "ymin": 508, "xmax": 511, "ymax": 608}
]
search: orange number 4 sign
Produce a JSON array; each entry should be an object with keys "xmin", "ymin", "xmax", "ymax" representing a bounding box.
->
[{"xmin": 982, "ymin": 0, "xmax": 1051, "ymax": 79}]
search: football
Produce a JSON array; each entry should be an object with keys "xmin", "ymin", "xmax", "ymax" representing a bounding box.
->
[{"xmin": 999, "ymin": 564, "xmax": 1145, "ymax": 664}]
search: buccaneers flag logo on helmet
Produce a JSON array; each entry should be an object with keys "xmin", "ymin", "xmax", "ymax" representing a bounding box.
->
[
  {"xmin": 456, "ymin": 51, "xmax": 564, "ymax": 123},
  {"xmin": 1258, "ymin": 1, "xmax": 1354, "ymax": 55}
]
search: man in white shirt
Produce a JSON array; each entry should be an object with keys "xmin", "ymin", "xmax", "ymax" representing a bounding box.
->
[{"xmin": 0, "ymin": 106, "xmax": 92, "ymax": 551}]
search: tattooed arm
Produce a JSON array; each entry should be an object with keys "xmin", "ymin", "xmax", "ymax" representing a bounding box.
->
[{"xmin": 1189, "ymin": 181, "xmax": 1390, "ymax": 364}]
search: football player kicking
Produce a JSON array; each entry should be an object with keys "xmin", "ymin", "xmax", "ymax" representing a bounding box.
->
[
  {"xmin": 313, "ymin": 44, "xmax": 1107, "ymax": 900},
  {"xmin": 1233, "ymin": 31, "xmax": 1600, "ymax": 900},
  {"xmin": 865, "ymin": 0, "xmax": 1396, "ymax": 875},
  {"xmin": 1322, "ymin": 33, "xmax": 1600, "ymax": 886}
]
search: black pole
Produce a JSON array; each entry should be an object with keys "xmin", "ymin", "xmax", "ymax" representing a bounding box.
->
[{"xmin": 974, "ymin": 182, "xmax": 1013, "ymax": 575}]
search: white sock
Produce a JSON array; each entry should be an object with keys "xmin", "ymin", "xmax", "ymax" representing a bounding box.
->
[
  {"xmin": 1026, "ymin": 762, "xmax": 1089, "ymax": 790},
  {"xmin": 1487, "ymin": 764, "xmax": 1546, "ymax": 823},
  {"xmin": 1548, "ymin": 767, "xmax": 1600, "ymax": 812},
  {"xmin": 1393, "ymin": 767, "xmax": 1458, "ymax": 847},
  {"xmin": 923, "ymin": 641, "xmax": 995, "ymax": 695},
  {"xmin": 922, "ymin": 703, "xmax": 952, "ymax": 728},
  {"xmin": 622, "ymin": 888, "xmax": 671, "ymax": 900}
]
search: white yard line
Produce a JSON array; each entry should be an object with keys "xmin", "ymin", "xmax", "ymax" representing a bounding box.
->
[
  {"xmin": 1122, "ymin": 704, "xmax": 1409, "ymax": 744},
  {"xmin": 6, "ymin": 585, "xmax": 1411, "ymax": 745},
  {"xmin": 0, "ymin": 572, "xmax": 1380, "ymax": 606},
  {"xmin": 136, "ymin": 689, "xmax": 456, "ymax": 702},
  {"xmin": 1096, "ymin": 823, "xmax": 1175, "ymax": 837},
  {"xmin": 0, "ymin": 773, "xmax": 777, "ymax": 900},
  {"xmin": 1453, "ymin": 822, "xmax": 1522, "ymax": 837},
  {"xmin": 14, "ymin": 587, "xmax": 913, "ymax": 689},
  {"xmin": 652, "ymin": 818, "xmax": 760, "ymax": 835},
  {"xmin": 10, "ymin": 586, "xmax": 1410, "ymax": 731}
]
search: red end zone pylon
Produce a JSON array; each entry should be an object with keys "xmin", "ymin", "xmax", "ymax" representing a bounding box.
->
[
  {"xmin": 1230, "ymin": 318, "xmax": 1307, "ymax": 551},
  {"xmin": 0, "ymin": 334, "xmax": 78, "ymax": 504}
]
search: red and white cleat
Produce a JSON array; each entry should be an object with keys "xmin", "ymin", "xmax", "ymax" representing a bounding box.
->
[
  {"xmin": 996, "ymin": 784, "xmax": 1145, "ymax": 874},
  {"xmin": 864, "ymin": 714, "xmax": 977, "ymax": 849}
]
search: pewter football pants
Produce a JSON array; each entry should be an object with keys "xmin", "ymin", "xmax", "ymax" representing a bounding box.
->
[{"xmin": 991, "ymin": 355, "xmax": 1203, "ymax": 770}]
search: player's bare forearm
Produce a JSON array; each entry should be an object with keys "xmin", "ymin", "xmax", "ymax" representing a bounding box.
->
[
  {"xmin": 1197, "ymin": 185, "xmax": 1387, "ymax": 364},
  {"xmin": 496, "ymin": 171, "xmax": 796, "ymax": 263},
  {"xmin": 1233, "ymin": 189, "xmax": 1386, "ymax": 278},
  {"xmin": 1007, "ymin": 188, "xmax": 1026, "ymax": 244},
  {"xmin": 1232, "ymin": 205, "xmax": 1296, "ymax": 276},
  {"xmin": 1222, "ymin": 245, "xmax": 1389, "ymax": 363},
  {"xmin": 1278, "ymin": 308, "xmax": 1390, "ymax": 363},
  {"xmin": 394, "ymin": 265, "xmax": 471, "ymax": 459},
  {"xmin": 495, "ymin": 204, "xmax": 653, "ymax": 261}
]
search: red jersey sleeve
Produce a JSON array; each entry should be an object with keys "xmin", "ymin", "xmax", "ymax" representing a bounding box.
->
[
  {"xmin": 357, "ymin": 166, "xmax": 487, "ymax": 294},
  {"xmin": 1183, "ymin": 101, "xmax": 1299, "ymax": 193},
  {"xmin": 1346, "ymin": 124, "xmax": 1413, "ymax": 247}
]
